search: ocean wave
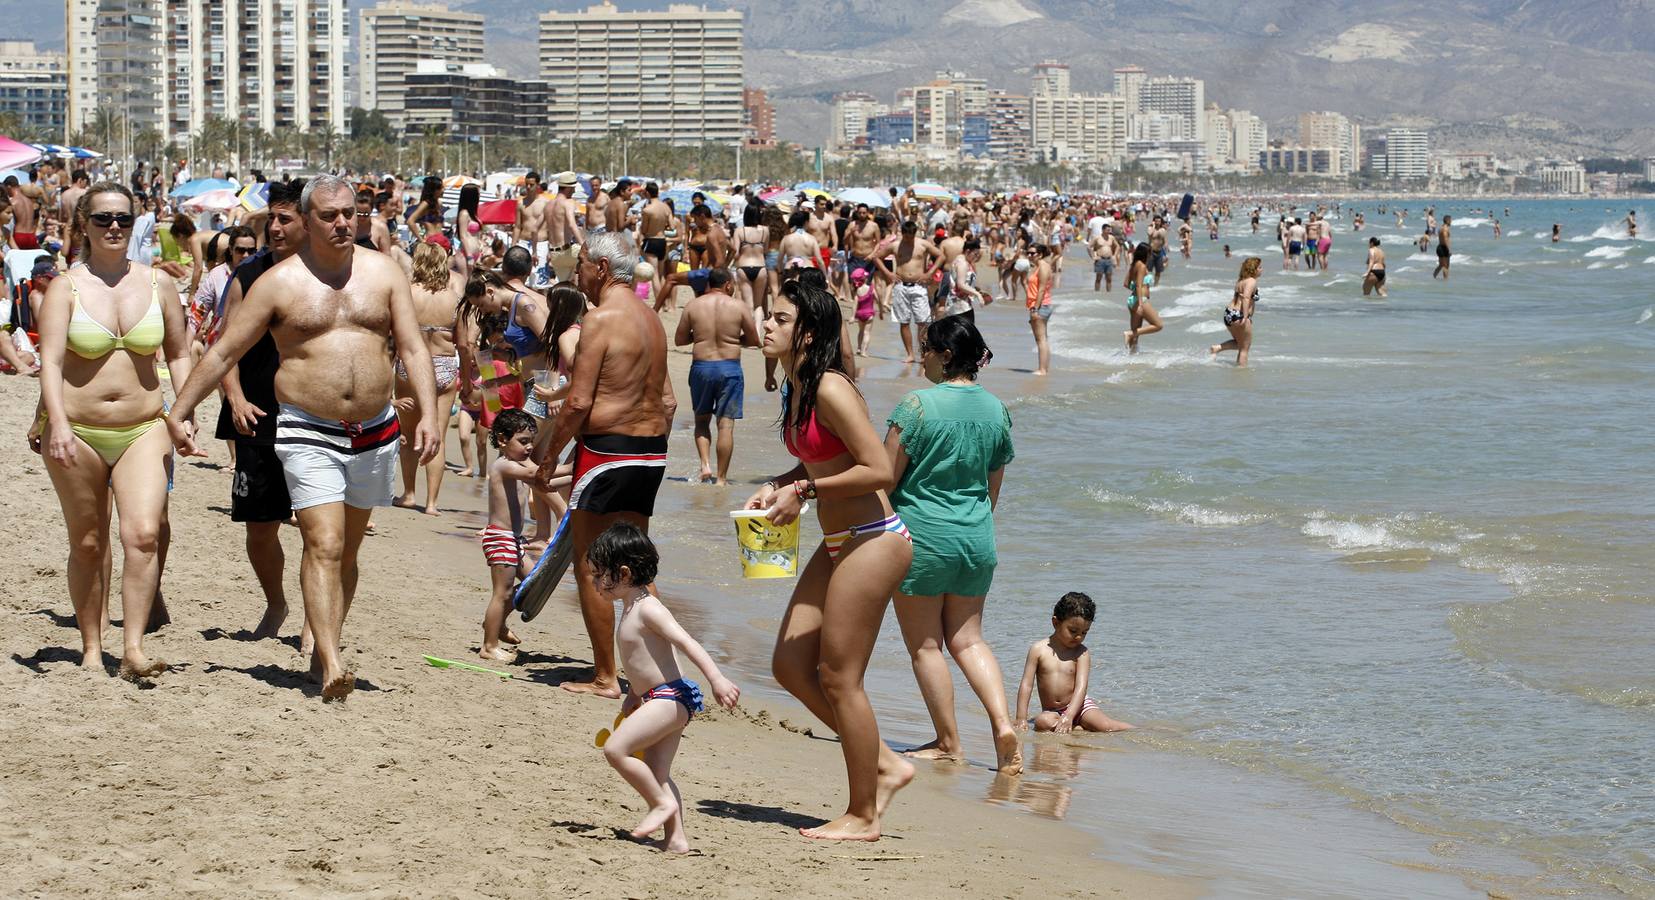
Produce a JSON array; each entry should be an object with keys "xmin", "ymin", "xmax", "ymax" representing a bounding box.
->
[
  {"xmin": 1587, "ymin": 261, "xmax": 1607, "ymax": 270},
  {"xmin": 1567, "ymin": 224, "xmax": 1632, "ymax": 243},
  {"xmin": 1379, "ymin": 235, "xmax": 1417, "ymax": 246},
  {"xmin": 1584, "ymin": 245, "xmax": 1628, "ymax": 260},
  {"xmin": 1638, "ymin": 308, "xmax": 1653, "ymax": 325},
  {"xmin": 1454, "ymin": 217, "xmax": 1491, "ymax": 228},
  {"xmin": 1187, "ymin": 319, "xmax": 1226, "ymax": 334},
  {"xmin": 1645, "ymin": 256, "xmax": 1655, "ymax": 264},
  {"xmin": 1301, "ymin": 513, "xmax": 1459, "ymax": 554},
  {"xmin": 1506, "ymin": 230, "xmax": 1524, "ymax": 237},
  {"xmin": 1087, "ymin": 487, "xmax": 1269, "ymax": 527}
]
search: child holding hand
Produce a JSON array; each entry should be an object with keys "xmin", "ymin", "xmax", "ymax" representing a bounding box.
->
[
  {"xmin": 478, "ymin": 409, "xmax": 542, "ymax": 662},
  {"xmin": 1015, "ymin": 592, "xmax": 1134, "ymax": 734},
  {"xmin": 589, "ymin": 523, "xmax": 740, "ymax": 853}
]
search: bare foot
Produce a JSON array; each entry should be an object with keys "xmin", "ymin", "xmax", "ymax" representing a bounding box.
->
[
  {"xmin": 479, "ymin": 646, "xmax": 517, "ymax": 663},
  {"xmin": 561, "ymin": 679, "xmax": 624, "ymax": 699},
  {"xmin": 500, "ymin": 628, "xmax": 522, "ymax": 646},
  {"xmin": 391, "ymin": 496, "xmax": 420, "ymax": 511},
  {"xmin": 994, "ymin": 728, "xmax": 1024, "ymax": 776},
  {"xmin": 630, "ymin": 799, "xmax": 680, "ymax": 840},
  {"xmin": 698, "ymin": 471, "xmax": 715, "ymax": 484},
  {"xmin": 652, "ymin": 836, "xmax": 692, "ymax": 854},
  {"xmin": 900, "ymin": 356, "xmax": 915, "ymax": 364},
  {"xmin": 903, "ymin": 746, "xmax": 962, "ymax": 761},
  {"xmin": 421, "ymin": 506, "xmax": 441, "ymax": 517},
  {"xmin": 1209, "ymin": 344, "xmax": 1221, "ymax": 357},
  {"xmin": 457, "ymin": 469, "xmax": 475, "ymax": 478},
  {"xmin": 1032, "ymin": 369, "xmax": 1048, "ymax": 376},
  {"xmin": 1123, "ymin": 329, "xmax": 1135, "ymax": 349},
  {"xmin": 876, "ymin": 757, "xmax": 915, "ymax": 817},
  {"xmin": 252, "ymin": 603, "xmax": 287, "ymax": 640},
  {"xmin": 714, "ymin": 477, "xmax": 728, "ymax": 486},
  {"xmin": 321, "ymin": 671, "xmax": 355, "ymax": 702},
  {"xmin": 118, "ymin": 656, "xmax": 169, "ymax": 682},
  {"xmin": 78, "ymin": 648, "xmax": 104, "ymax": 670},
  {"xmin": 800, "ymin": 813, "xmax": 880, "ymax": 842}
]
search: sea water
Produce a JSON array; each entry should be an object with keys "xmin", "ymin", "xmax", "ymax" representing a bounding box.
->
[{"xmin": 655, "ymin": 199, "xmax": 1653, "ymax": 898}]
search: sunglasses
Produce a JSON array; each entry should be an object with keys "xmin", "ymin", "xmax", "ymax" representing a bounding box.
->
[
  {"xmin": 88, "ymin": 212, "xmax": 136, "ymax": 228},
  {"xmin": 232, "ymin": 245, "xmax": 256, "ymax": 255}
]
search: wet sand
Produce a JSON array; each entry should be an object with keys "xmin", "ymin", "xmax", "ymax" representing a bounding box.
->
[{"xmin": 0, "ymin": 331, "xmax": 1192, "ymax": 898}]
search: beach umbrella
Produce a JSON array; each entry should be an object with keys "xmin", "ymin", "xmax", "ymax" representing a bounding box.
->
[
  {"xmin": 909, "ymin": 182, "xmax": 957, "ymax": 202},
  {"xmin": 792, "ymin": 181, "xmax": 824, "ymax": 192},
  {"xmin": 757, "ymin": 187, "xmax": 787, "ymax": 202},
  {"xmin": 835, "ymin": 187, "xmax": 890, "ymax": 208},
  {"xmin": 182, "ymin": 188, "xmax": 241, "ymax": 213},
  {"xmin": 443, "ymin": 175, "xmax": 481, "ymax": 189},
  {"xmin": 238, "ymin": 181, "xmax": 269, "ymax": 212},
  {"xmin": 0, "ymin": 136, "xmax": 43, "ymax": 171},
  {"xmin": 798, "ymin": 188, "xmax": 833, "ymax": 202},
  {"xmin": 69, "ymin": 147, "xmax": 102, "ymax": 159},
  {"xmin": 169, "ymin": 177, "xmax": 238, "ymax": 199},
  {"xmin": 1036, "ymin": 189, "xmax": 1058, "ymax": 199},
  {"xmin": 477, "ymin": 198, "xmax": 518, "ymax": 226},
  {"xmin": 0, "ymin": 168, "xmax": 29, "ymax": 184},
  {"xmin": 660, "ymin": 189, "xmax": 720, "ymax": 215}
]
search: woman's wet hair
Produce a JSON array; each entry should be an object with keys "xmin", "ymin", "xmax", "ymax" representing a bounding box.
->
[
  {"xmin": 775, "ymin": 277, "xmax": 847, "ymax": 437},
  {"xmin": 1132, "ymin": 242, "xmax": 1152, "ymax": 265},
  {"xmin": 541, "ymin": 281, "xmax": 587, "ymax": 370},
  {"xmin": 489, "ymin": 409, "xmax": 536, "ymax": 448},
  {"xmin": 923, "ymin": 315, "xmax": 993, "ymax": 380},
  {"xmin": 1369, "ymin": 236, "xmax": 1382, "ymax": 247},
  {"xmin": 586, "ymin": 522, "xmax": 659, "ymax": 588}
]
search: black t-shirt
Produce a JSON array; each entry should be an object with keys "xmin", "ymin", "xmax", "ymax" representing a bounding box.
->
[
  {"xmin": 834, "ymin": 215, "xmax": 850, "ymax": 246},
  {"xmin": 214, "ymin": 249, "xmax": 281, "ymax": 445}
]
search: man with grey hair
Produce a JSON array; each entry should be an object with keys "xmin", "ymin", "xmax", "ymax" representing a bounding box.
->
[
  {"xmin": 533, "ymin": 231, "xmax": 675, "ymax": 699},
  {"xmin": 166, "ymin": 173, "xmax": 441, "ymax": 702}
]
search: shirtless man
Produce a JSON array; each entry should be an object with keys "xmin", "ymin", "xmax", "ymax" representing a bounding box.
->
[
  {"xmin": 1627, "ymin": 211, "xmax": 1638, "ymax": 239},
  {"xmin": 605, "ymin": 179, "xmax": 634, "ymax": 235},
  {"xmin": 1147, "ymin": 215, "xmax": 1168, "ymax": 281},
  {"xmin": 58, "ymin": 170, "xmax": 88, "ymax": 234},
  {"xmin": 4, "ymin": 176, "xmax": 40, "ymax": 249},
  {"xmin": 167, "ymin": 175, "xmax": 440, "ymax": 701},
  {"xmin": 674, "ymin": 268, "xmax": 759, "ymax": 484},
  {"xmin": 546, "ymin": 172, "xmax": 585, "ymax": 283},
  {"xmin": 934, "ymin": 221, "xmax": 968, "ymax": 320},
  {"xmin": 1433, "ymin": 215, "xmax": 1452, "ymax": 280},
  {"xmin": 843, "ymin": 204, "xmax": 882, "ymax": 286},
  {"xmin": 806, "ymin": 195, "xmax": 838, "ymax": 275},
  {"xmin": 532, "ymin": 233, "xmax": 676, "ymax": 698},
  {"xmin": 660, "ymin": 203, "xmax": 729, "ymax": 307},
  {"xmin": 1090, "ymin": 225, "xmax": 1118, "ymax": 292},
  {"xmin": 586, "ymin": 174, "xmax": 609, "ymax": 235},
  {"xmin": 513, "ymin": 171, "xmax": 552, "ymax": 284},
  {"xmin": 637, "ymin": 182, "xmax": 671, "ymax": 301},
  {"xmin": 875, "ymin": 220, "xmax": 943, "ymax": 363}
]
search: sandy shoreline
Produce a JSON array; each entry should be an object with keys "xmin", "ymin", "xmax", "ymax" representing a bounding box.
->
[{"xmin": 0, "ymin": 322, "xmax": 1195, "ymax": 898}]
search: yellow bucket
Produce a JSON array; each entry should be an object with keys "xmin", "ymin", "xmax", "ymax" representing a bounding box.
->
[{"xmin": 729, "ymin": 506, "xmax": 806, "ymax": 579}]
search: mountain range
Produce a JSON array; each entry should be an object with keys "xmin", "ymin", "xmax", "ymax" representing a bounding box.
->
[{"xmin": 12, "ymin": 0, "xmax": 1655, "ymax": 157}]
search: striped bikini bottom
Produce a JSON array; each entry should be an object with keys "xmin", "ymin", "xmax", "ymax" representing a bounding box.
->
[{"xmin": 823, "ymin": 512, "xmax": 911, "ymax": 562}]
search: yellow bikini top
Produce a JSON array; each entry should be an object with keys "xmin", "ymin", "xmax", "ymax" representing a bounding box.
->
[{"xmin": 65, "ymin": 268, "xmax": 165, "ymax": 359}]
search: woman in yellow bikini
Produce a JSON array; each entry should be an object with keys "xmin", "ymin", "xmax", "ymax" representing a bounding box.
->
[{"xmin": 36, "ymin": 182, "xmax": 195, "ymax": 679}]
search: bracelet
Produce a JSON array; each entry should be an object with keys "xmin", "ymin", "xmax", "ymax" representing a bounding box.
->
[{"xmin": 794, "ymin": 478, "xmax": 817, "ymax": 501}]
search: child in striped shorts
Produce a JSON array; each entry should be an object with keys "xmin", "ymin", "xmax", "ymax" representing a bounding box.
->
[{"xmin": 479, "ymin": 410, "xmax": 541, "ymax": 662}]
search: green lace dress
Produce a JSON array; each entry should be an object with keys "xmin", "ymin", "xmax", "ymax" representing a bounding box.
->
[{"xmin": 886, "ymin": 383, "xmax": 1014, "ymax": 597}]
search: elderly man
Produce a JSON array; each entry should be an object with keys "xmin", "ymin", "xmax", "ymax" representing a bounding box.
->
[
  {"xmin": 167, "ymin": 175, "xmax": 440, "ymax": 701},
  {"xmin": 533, "ymin": 233, "xmax": 675, "ymax": 698}
]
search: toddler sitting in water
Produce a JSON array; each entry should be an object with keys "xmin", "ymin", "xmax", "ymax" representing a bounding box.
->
[
  {"xmin": 1015, "ymin": 592, "xmax": 1134, "ymax": 734},
  {"xmin": 477, "ymin": 409, "xmax": 542, "ymax": 662},
  {"xmin": 590, "ymin": 523, "xmax": 740, "ymax": 853}
]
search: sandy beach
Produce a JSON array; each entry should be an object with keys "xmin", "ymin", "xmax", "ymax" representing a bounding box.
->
[{"xmin": 0, "ymin": 320, "xmax": 1194, "ymax": 899}]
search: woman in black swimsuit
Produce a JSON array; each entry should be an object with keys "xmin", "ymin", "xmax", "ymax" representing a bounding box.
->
[
  {"xmin": 1361, "ymin": 237, "xmax": 1387, "ymax": 298},
  {"xmin": 733, "ymin": 203, "xmax": 770, "ymax": 318},
  {"xmin": 1209, "ymin": 256, "xmax": 1259, "ymax": 367},
  {"xmin": 406, "ymin": 176, "xmax": 444, "ymax": 241}
]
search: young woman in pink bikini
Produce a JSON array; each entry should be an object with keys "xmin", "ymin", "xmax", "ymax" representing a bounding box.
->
[{"xmin": 745, "ymin": 275, "xmax": 916, "ymax": 842}]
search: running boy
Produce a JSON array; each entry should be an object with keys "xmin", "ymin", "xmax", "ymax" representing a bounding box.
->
[
  {"xmin": 590, "ymin": 523, "xmax": 740, "ymax": 853},
  {"xmin": 478, "ymin": 409, "xmax": 539, "ymax": 662},
  {"xmin": 1014, "ymin": 592, "xmax": 1134, "ymax": 733}
]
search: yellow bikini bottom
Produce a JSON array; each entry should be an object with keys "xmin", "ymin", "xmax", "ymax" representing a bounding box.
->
[{"xmin": 39, "ymin": 412, "xmax": 166, "ymax": 467}]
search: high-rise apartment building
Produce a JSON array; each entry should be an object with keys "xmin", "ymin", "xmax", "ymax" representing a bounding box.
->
[
  {"xmin": 1260, "ymin": 144, "xmax": 1336, "ymax": 175},
  {"xmin": 538, "ymin": 2, "xmax": 743, "ymax": 143},
  {"xmin": 68, "ymin": 0, "xmax": 350, "ymax": 146},
  {"xmin": 1138, "ymin": 76, "xmax": 1204, "ymax": 143},
  {"xmin": 986, "ymin": 89, "xmax": 1031, "ymax": 164},
  {"xmin": 1202, "ymin": 104, "xmax": 1233, "ymax": 166},
  {"xmin": 1385, "ymin": 128, "xmax": 1429, "ymax": 179},
  {"xmin": 1644, "ymin": 157, "xmax": 1655, "ymax": 182},
  {"xmin": 831, "ymin": 92, "xmax": 885, "ymax": 149},
  {"xmin": 1030, "ymin": 61, "xmax": 1070, "ymax": 99},
  {"xmin": 934, "ymin": 70, "xmax": 987, "ymax": 115},
  {"xmin": 1228, "ymin": 109, "xmax": 1267, "ymax": 173},
  {"xmin": 742, "ymin": 86, "xmax": 775, "ymax": 148},
  {"xmin": 1534, "ymin": 160, "xmax": 1586, "ymax": 194},
  {"xmin": 1111, "ymin": 65, "xmax": 1145, "ymax": 112},
  {"xmin": 361, "ymin": 2, "xmax": 486, "ymax": 130},
  {"xmin": 403, "ymin": 60, "xmax": 551, "ymax": 139},
  {"xmin": 1299, "ymin": 111, "xmax": 1360, "ymax": 175},
  {"xmin": 913, "ymin": 82, "xmax": 962, "ymax": 150},
  {"xmin": 1031, "ymin": 92, "xmax": 1126, "ymax": 166},
  {"xmin": 0, "ymin": 42, "xmax": 68, "ymax": 140}
]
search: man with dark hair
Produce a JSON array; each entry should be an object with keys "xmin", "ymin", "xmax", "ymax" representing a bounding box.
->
[
  {"xmin": 638, "ymin": 181, "xmax": 670, "ymax": 300},
  {"xmin": 660, "ymin": 204, "xmax": 729, "ymax": 301},
  {"xmin": 675, "ymin": 267, "xmax": 757, "ymax": 485},
  {"xmin": 514, "ymin": 170, "xmax": 551, "ymax": 280},
  {"xmin": 605, "ymin": 178, "xmax": 634, "ymax": 234},
  {"xmin": 876, "ymin": 219, "xmax": 943, "ymax": 363}
]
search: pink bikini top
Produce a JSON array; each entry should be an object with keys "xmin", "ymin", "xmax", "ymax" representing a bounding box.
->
[{"xmin": 783, "ymin": 407, "xmax": 849, "ymax": 463}]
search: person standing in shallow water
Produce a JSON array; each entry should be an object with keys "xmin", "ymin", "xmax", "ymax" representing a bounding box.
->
[
  {"xmin": 1210, "ymin": 256, "xmax": 1260, "ymax": 367},
  {"xmin": 1433, "ymin": 215, "xmax": 1452, "ymax": 280},
  {"xmin": 884, "ymin": 316, "xmax": 1023, "ymax": 775}
]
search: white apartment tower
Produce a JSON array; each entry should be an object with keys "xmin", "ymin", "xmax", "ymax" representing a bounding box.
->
[
  {"xmin": 361, "ymin": 3, "xmax": 487, "ymax": 130},
  {"xmin": 1031, "ymin": 92, "xmax": 1126, "ymax": 166},
  {"xmin": 1030, "ymin": 61, "xmax": 1070, "ymax": 99},
  {"xmin": 913, "ymin": 82, "xmax": 962, "ymax": 150},
  {"xmin": 934, "ymin": 70, "xmax": 988, "ymax": 115},
  {"xmin": 831, "ymin": 92, "xmax": 885, "ymax": 149},
  {"xmin": 538, "ymin": 2, "xmax": 744, "ymax": 144},
  {"xmin": 68, "ymin": 0, "xmax": 350, "ymax": 145},
  {"xmin": 1386, "ymin": 128, "xmax": 1429, "ymax": 179},
  {"xmin": 1299, "ymin": 111, "xmax": 1360, "ymax": 175},
  {"xmin": 1228, "ymin": 109, "xmax": 1267, "ymax": 172},
  {"xmin": 1138, "ymin": 76, "xmax": 1204, "ymax": 143}
]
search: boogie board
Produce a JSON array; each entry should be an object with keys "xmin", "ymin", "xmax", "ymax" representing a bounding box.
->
[
  {"xmin": 512, "ymin": 510, "xmax": 575, "ymax": 622},
  {"xmin": 1176, "ymin": 192, "xmax": 1195, "ymax": 221}
]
